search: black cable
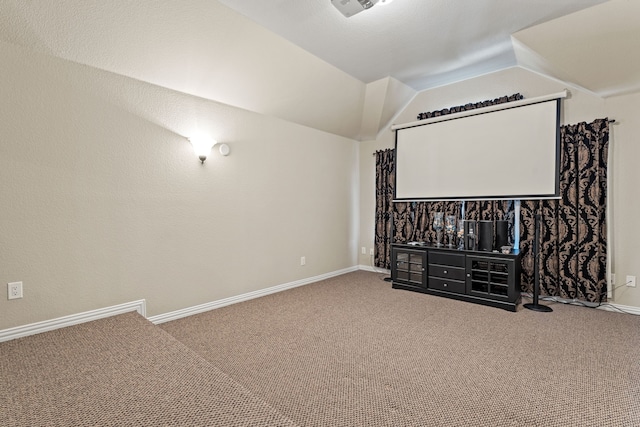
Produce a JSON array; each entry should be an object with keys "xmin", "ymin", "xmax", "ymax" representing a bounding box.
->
[{"xmin": 368, "ymin": 252, "xmax": 392, "ymax": 280}]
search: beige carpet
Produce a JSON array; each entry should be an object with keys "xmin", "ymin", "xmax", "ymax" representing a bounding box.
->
[
  {"xmin": 2, "ymin": 271, "xmax": 640, "ymax": 426},
  {"xmin": 0, "ymin": 311, "xmax": 295, "ymax": 427},
  {"xmin": 161, "ymin": 271, "xmax": 640, "ymax": 427}
]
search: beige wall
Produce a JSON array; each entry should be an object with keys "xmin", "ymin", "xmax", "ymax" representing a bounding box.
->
[
  {"xmin": 0, "ymin": 41, "xmax": 359, "ymax": 329},
  {"xmin": 605, "ymin": 92, "xmax": 640, "ymax": 306},
  {"xmin": 3, "ymin": 41, "xmax": 639, "ymax": 331},
  {"xmin": 358, "ymin": 67, "xmax": 640, "ymax": 308}
]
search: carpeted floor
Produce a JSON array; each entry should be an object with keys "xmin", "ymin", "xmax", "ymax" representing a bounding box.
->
[
  {"xmin": 2, "ymin": 270, "xmax": 640, "ymax": 426},
  {"xmin": 0, "ymin": 311, "xmax": 295, "ymax": 427},
  {"xmin": 160, "ymin": 271, "xmax": 640, "ymax": 427}
]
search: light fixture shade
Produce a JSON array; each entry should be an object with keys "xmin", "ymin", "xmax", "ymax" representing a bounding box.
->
[
  {"xmin": 189, "ymin": 134, "xmax": 216, "ymax": 163},
  {"xmin": 331, "ymin": 0, "xmax": 379, "ymax": 17}
]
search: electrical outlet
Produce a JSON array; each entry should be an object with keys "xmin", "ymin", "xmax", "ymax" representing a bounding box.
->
[
  {"xmin": 300, "ymin": 256, "xmax": 306, "ymax": 266},
  {"xmin": 626, "ymin": 275, "xmax": 636, "ymax": 287},
  {"xmin": 369, "ymin": 248, "xmax": 374, "ymax": 256},
  {"xmin": 361, "ymin": 247, "xmax": 366, "ymax": 255},
  {"xmin": 8, "ymin": 282, "xmax": 23, "ymax": 300}
]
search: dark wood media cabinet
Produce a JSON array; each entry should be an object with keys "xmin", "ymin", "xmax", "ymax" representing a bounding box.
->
[{"xmin": 391, "ymin": 243, "xmax": 521, "ymax": 311}]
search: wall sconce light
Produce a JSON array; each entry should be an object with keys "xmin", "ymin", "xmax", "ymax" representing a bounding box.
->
[{"xmin": 188, "ymin": 135, "xmax": 230, "ymax": 164}]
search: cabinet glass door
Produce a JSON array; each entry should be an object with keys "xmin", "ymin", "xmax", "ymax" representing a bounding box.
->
[
  {"xmin": 467, "ymin": 257, "xmax": 512, "ymax": 300},
  {"xmin": 488, "ymin": 261, "xmax": 509, "ymax": 296},
  {"xmin": 393, "ymin": 249, "xmax": 425, "ymax": 287},
  {"xmin": 469, "ymin": 259, "xmax": 489, "ymax": 294}
]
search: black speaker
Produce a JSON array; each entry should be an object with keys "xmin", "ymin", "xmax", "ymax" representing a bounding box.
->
[
  {"xmin": 478, "ymin": 220, "xmax": 493, "ymax": 251},
  {"xmin": 495, "ymin": 220, "xmax": 509, "ymax": 249},
  {"xmin": 463, "ymin": 220, "xmax": 477, "ymax": 250}
]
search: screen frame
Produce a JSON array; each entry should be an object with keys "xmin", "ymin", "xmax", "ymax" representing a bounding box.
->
[{"xmin": 392, "ymin": 94, "xmax": 564, "ymax": 202}]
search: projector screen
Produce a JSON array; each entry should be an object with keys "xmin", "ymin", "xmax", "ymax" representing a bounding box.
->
[{"xmin": 394, "ymin": 97, "xmax": 562, "ymax": 201}]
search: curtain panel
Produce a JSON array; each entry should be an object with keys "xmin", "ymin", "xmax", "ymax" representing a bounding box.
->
[
  {"xmin": 374, "ymin": 118, "xmax": 609, "ymax": 303},
  {"xmin": 374, "ymin": 149, "xmax": 395, "ymax": 269},
  {"xmin": 519, "ymin": 119, "xmax": 610, "ymax": 302}
]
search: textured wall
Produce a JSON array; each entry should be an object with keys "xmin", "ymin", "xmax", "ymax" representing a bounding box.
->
[
  {"xmin": 0, "ymin": 41, "xmax": 358, "ymax": 329},
  {"xmin": 359, "ymin": 67, "xmax": 640, "ymax": 309},
  {"xmin": 605, "ymin": 92, "xmax": 640, "ymax": 307}
]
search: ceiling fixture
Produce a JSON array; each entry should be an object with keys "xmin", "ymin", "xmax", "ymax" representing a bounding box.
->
[{"xmin": 331, "ymin": 0, "xmax": 381, "ymax": 18}]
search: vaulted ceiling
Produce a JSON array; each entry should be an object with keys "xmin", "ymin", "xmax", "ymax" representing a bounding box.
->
[
  {"xmin": 0, "ymin": 0, "xmax": 637, "ymax": 140},
  {"xmin": 217, "ymin": 0, "xmax": 607, "ymax": 91}
]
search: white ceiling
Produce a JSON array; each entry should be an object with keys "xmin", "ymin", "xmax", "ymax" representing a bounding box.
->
[
  {"xmin": 217, "ymin": 0, "xmax": 607, "ymax": 91},
  {"xmin": 1, "ymin": 0, "xmax": 638, "ymax": 140},
  {"xmin": 512, "ymin": 0, "xmax": 640, "ymax": 98}
]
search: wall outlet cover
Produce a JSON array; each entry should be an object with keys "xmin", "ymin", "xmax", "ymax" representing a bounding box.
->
[
  {"xmin": 626, "ymin": 275, "xmax": 636, "ymax": 287},
  {"xmin": 8, "ymin": 281, "xmax": 23, "ymax": 300}
]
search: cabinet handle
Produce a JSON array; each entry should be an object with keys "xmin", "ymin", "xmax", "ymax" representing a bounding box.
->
[
  {"xmin": 467, "ymin": 273, "xmax": 471, "ymax": 277},
  {"xmin": 443, "ymin": 270, "xmax": 448, "ymax": 274},
  {"xmin": 444, "ymin": 283, "xmax": 448, "ymax": 287}
]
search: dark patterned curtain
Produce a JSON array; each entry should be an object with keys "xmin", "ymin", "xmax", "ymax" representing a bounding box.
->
[
  {"xmin": 373, "ymin": 114, "xmax": 609, "ymax": 302},
  {"xmin": 464, "ymin": 201, "xmax": 512, "ymax": 221},
  {"xmin": 374, "ymin": 149, "xmax": 395, "ymax": 269},
  {"xmin": 464, "ymin": 200, "xmax": 515, "ymax": 248},
  {"xmin": 519, "ymin": 119, "xmax": 609, "ymax": 302},
  {"xmin": 393, "ymin": 201, "xmax": 461, "ymax": 244},
  {"xmin": 392, "ymin": 202, "xmax": 510, "ymax": 245}
]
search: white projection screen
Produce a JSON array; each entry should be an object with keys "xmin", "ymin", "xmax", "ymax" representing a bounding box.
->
[{"xmin": 394, "ymin": 98, "xmax": 561, "ymax": 201}]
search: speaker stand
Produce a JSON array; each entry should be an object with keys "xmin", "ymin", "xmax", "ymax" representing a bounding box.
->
[{"xmin": 523, "ymin": 213, "xmax": 553, "ymax": 313}]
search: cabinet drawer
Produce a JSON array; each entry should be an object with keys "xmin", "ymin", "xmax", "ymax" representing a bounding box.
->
[
  {"xmin": 428, "ymin": 251, "xmax": 465, "ymax": 268},
  {"xmin": 429, "ymin": 277, "xmax": 466, "ymax": 294},
  {"xmin": 428, "ymin": 264, "xmax": 465, "ymax": 281}
]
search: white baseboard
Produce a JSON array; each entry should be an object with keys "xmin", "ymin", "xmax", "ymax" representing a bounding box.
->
[
  {"xmin": 359, "ymin": 265, "xmax": 391, "ymax": 275},
  {"xmin": 148, "ymin": 266, "xmax": 359, "ymax": 325},
  {"xmin": 597, "ymin": 303, "xmax": 640, "ymax": 315},
  {"xmin": 0, "ymin": 266, "xmax": 394, "ymax": 342},
  {"xmin": 0, "ymin": 300, "xmax": 146, "ymax": 343},
  {"xmin": 4, "ymin": 275, "xmax": 634, "ymax": 343}
]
